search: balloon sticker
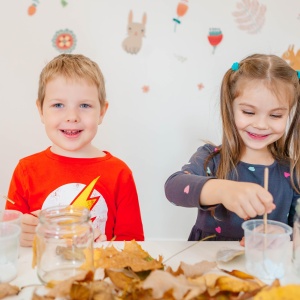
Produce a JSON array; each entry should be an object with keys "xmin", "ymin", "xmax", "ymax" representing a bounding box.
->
[
  {"xmin": 207, "ymin": 28, "xmax": 223, "ymax": 54},
  {"xmin": 173, "ymin": 0, "xmax": 189, "ymax": 32}
]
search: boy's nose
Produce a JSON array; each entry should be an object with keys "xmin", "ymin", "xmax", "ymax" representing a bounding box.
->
[
  {"xmin": 67, "ymin": 118, "xmax": 78, "ymax": 122},
  {"xmin": 66, "ymin": 112, "xmax": 79, "ymax": 122}
]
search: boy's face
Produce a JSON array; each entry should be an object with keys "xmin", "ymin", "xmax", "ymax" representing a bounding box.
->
[{"xmin": 37, "ymin": 76, "xmax": 107, "ymax": 157}]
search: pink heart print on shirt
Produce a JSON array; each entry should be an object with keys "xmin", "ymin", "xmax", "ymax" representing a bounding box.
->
[
  {"xmin": 284, "ymin": 172, "xmax": 290, "ymax": 178},
  {"xmin": 215, "ymin": 226, "xmax": 221, "ymax": 233},
  {"xmin": 184, "ymin": 185, "xmax": 190, "ymax": 194}
]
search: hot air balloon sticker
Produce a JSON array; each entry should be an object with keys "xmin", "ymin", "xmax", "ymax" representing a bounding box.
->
[
  {"xmin": 208, "ymin": 28, "xmax": 223, "ymax": 54},
  {"xmin": 28, "ymin": 0, "xmax": 67, "ymax": 16},
  {"xmin": 173, "ymin": 0, "xmax": 189, "ymax": 32}
]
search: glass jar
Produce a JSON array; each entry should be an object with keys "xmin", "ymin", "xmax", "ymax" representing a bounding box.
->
[
  {"xmin": 293, "ymin": 198, "xmax": 300, "ymax": 274},
  {"xmin": 35, "ymin": 205, "xmax": 94, "ymax": 283}
]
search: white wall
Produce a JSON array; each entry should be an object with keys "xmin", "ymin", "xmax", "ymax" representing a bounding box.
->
[{"xmin": 0, "ymin": 0, "xmax": 299, "ymax": 240}]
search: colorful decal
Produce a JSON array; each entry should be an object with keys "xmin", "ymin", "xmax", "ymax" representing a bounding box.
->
[
  {"xmin": 208, "ymin": 28, "xmax": 223, "ymax": 54},
  {"xmin": 42, "ymin": 177, "xmax": 108, "ymax": 234},
  {"xmin": 122, "ymin": 10, "xmax": 147, "ymax": 55},
  {"xmin": 28, "ymin": 0, "xmax": 68, "ymax": 16},
  {"xmin": 232, "ymin": 0, "xmax": 266, "ymax": 34},
  {"xmin": 52, "ymin": 29, "xmax": 77, "ymax": 53},
  {"xmin": 142, "ymin": 86, "xmax": 150, "ymax": 93},
  {"xmin": 197, "ymin": 83, "xmax": 204, "ymax": 90},
  {"xmin": 282, "ymin": 45, "xmax": 300, "ymax": 70},
  {"xmin": 174, "ymin": 54, "xmax": 187, "ymax": 63},
  {"xmin": 172, "ymin": 0, "xmax": 189, "ymax": 32}
]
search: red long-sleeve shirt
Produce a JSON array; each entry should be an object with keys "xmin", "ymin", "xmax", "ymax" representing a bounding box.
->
[{"xmin": 7, "ymin": 147, "xmax": 144, "ymax": 241}]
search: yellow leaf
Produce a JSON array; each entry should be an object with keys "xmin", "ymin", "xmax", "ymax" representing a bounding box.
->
[{"xmin": 254, "ymin": 285, "xmax": 300, "ymax": 300}]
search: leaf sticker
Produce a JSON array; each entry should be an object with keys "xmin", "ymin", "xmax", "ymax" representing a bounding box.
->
[{"xmin": 232, "ymin": 0, "xmax": 266, "ymax": 34}]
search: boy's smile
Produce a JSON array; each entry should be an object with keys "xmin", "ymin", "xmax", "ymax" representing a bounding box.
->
[{"xmin": 37, "ymin": 76, "xmax": 107, "ymax": 158}]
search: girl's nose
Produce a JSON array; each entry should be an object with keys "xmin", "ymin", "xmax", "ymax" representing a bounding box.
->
[{"xmin": 253, "ymin": 118, "xmax": 268, "ymax": 130}]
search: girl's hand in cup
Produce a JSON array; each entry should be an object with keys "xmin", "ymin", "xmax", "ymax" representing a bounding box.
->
[{"xmin": 20, "ymin": 210, "xmax": 40, "ymax": 247}]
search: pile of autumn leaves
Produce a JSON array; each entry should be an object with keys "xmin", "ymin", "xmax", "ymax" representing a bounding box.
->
[{"xmin": 2, "ymin": 241, "xmax": 300, "ymax": 300}]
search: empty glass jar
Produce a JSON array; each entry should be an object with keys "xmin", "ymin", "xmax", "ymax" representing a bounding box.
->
[{"xmin": 35, "ymin": 205, "xmax": 94, "ymax": 283}]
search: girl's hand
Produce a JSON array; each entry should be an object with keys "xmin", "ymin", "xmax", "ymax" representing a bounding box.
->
[
  {"xmin": 201, "ymin": 180, "xmax": 275, "ymax": 219},
  {"xmin": 20, "ymin": 210, "xmax": 40, "ymax": 247}
]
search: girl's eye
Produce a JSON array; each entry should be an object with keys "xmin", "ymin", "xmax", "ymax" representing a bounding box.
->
[
  {"xmin": 271, "ymin": 114, "xmax": 282, "ymax": 118},
  {"xmin": 53, "ymin": 103, "xmax": 63, "ymax": 108},
  {"xmin": 80, "ymin": 104, "xmax": 91, "ymax": 108},
  {"xmin": 242, "ymin": 110, "xmax": 254, "ymax": 115}
]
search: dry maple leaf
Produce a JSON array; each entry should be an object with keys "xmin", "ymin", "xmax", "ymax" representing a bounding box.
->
[
  {"xmin": 91, "ymin": 281, "xmax": 115, "ymax": 300},
  {"xmin": 105, "ymin": 268, "xmax": 139, "ymax": 291},
  {"xmin": 142, "ymin": 269, "xmax": 206, "ymax": 300},
  {"xmin": 33, "ymin": 270, "xmax": 94, "ymax": 298},
  {"xmin": 254, "ymin": 284, "xmax": 300, "ymax": 300},
  {"xmin": 94, "ymin": 241, "xmax": 164, "ymax": 272},
  {"xmin": 178, "ymin": 260, "xmax": 217, "ymax": 279},
  {"xmin": 0, "ymin": 283, "xmax": 20, "ymax": 299}
]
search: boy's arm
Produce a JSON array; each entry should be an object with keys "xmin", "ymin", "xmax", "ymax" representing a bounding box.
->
[
  {"xmin": 6, "ymin": 163, "xmax": 30, "ymax": 213},
  {"xmin": 113, "ymin": 171, "xmax": 144, "ymax": 241}
]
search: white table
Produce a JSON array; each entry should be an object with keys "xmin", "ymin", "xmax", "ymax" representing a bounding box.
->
[{"xmin": 6, "ymin": 241, "xmax": 300, "ymax": 299}]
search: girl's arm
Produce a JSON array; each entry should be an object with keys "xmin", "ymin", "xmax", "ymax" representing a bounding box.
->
[{"xmin": 200, "ymin": 179, "xmax": 275, "ymax": 220}]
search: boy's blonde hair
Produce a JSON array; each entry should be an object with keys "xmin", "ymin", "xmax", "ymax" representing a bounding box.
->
[
  {"xmin": 37, "ymin": 54, "xmax": 106, "ymax": 108},
  {"xmin": 206, "ymin": 54, "xmax": 300, "ymax": 191}
]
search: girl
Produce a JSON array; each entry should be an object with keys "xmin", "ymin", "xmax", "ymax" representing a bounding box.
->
[{"xmin": 165, "ymin": 54, "xmax": 300, "ymax": 241}]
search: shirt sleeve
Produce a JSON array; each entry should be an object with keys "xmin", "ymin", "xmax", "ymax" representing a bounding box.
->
[
  {"xmin": 164, "ymin": 144, "xmax": 218, "ymax": 209},
  {"xmin": 6, "ymin": 161, "xmax": 30, "ymax": 213},
  {"xmin": 113, "ymin": 169, "xmax": 144, "ymax": 241}
]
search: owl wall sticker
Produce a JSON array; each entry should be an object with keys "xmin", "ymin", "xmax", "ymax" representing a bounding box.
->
[{"xmin": 122, "ymin": 10, "xmax": 147, "ymax": 55}]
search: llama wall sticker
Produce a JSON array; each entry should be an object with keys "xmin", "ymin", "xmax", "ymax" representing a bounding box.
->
[{"xmin": 122, "ymin": 10, "xmax": 147, "ymax": 55}]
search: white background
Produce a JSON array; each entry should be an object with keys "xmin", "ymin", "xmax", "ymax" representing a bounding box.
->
[{"xmin": 0, "ymin": 1, "xmax": 299, "ymax": 240}]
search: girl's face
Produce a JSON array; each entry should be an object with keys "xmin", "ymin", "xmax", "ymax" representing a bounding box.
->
[
  {"xmin": 37, "ymin": 76, "xmax": 107, "ymax": 157},
  {"xmin": 233, "ymin": 80, "xmax": 291, "ymax": 162}
]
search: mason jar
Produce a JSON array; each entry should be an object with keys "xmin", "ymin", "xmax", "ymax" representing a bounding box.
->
[{"xmin": 35, "ymin": 205, "xmax": 94, "ymax": 283}]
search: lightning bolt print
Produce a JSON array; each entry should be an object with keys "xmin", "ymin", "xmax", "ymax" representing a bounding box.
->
[{"xmin": 71, "ymin": 176, "xmax": 100, "ymax": 211}]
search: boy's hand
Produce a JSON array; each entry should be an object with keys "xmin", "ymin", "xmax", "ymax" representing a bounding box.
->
[
  {"xmin": 93, "ymin": 228, "xmax": 107, "ymax": 242},
  {"xmin": 20, "ymin": 210, "xmax": 40, "ymax": 247}
]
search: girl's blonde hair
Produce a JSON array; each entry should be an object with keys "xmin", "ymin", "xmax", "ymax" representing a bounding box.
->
[
  {"xmin": 208, "ymin": 54, "xmax": 300, "ymax": 191},
  {"xmin": 37, "ymin": 54, "xmax": 106, "ymax": 109}
]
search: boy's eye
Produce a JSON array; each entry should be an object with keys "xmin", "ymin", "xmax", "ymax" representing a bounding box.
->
[
  {"xmin": 80, "ymin": 104, "xmax": 91, "ymax": 108},
  {"xmin": 53, "ymin": 103, "xmax": 63, "ymax": 108}
]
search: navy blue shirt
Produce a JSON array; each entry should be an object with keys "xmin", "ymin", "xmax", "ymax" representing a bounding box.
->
[{"xmin": 165, "ymin": 144, "xmax": 299, "ymax": 241}]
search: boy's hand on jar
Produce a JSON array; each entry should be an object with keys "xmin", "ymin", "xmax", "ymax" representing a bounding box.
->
[
  {"xmin": 93, "ymin": 228, "xmax": 107, "ymax": 242},
  {"xmin": 20, "ymin": 210, "xmax": 40, "ymax": 247}
]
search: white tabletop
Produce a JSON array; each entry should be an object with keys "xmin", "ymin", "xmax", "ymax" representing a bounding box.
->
[{"xmin": 6, "ymin": 241, "xmax": 300, "ymax": 299}]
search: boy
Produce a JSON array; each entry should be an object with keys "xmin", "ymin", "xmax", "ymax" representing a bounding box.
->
[{"xmin": 6, "ymin": 54, "xmax": 144, "ymax": 246}]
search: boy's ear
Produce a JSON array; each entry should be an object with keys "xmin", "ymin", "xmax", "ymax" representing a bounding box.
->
[
  {"xmin": 36, "ymin": 99, "xmax": 45, "ymax": 123},
  {"xmin": 98, "ymin": 101, "xmax": 109, "ymax": 125}
]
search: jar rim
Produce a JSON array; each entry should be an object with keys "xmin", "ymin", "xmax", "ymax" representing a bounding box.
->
[{"xmin": 39, "ymin": 205, "xmax": 91, "ymax": 225}]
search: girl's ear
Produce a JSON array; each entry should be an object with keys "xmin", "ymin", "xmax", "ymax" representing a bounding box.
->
[
  {"xmin": 98, "ymin": 101, "xmax": 109, "ymax": 125},
  {"xmin": 36, "ymin": 99, "xmax": 45, "ymax": 124}
]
